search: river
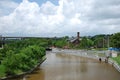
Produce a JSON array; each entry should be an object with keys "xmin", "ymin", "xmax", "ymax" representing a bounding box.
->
[{"xmin": 13, "ymin": 52, "xmax": 120, "ymax": 80}]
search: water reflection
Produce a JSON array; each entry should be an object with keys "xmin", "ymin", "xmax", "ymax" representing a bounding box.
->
[{"xmin": 15, "ymin": 53, "xmax": 120, "ymax": 80}]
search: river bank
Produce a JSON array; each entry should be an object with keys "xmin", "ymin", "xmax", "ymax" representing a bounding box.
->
[
  {"xmin": 52, "ymin": 48, "xmax": 120, "ymax": 72},
  {"xmin": 0, "ymin": 56, "xmax": 46, "ymax": 80},
  {"xmin": 19, "ymin": 53, "xmax": 120, "ymax": 80},
  {"xmin": 108, "ymin": 59, "xmax": 120, "ymax": 72}
]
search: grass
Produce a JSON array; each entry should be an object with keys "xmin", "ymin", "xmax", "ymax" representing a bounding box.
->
[
  {"xmin": 0, "ymin": 65, "xmax": 6, "ymax": 78},
  {"xmin": 112, "ymin": 55, "xmax": 120, "ymax": 65}
]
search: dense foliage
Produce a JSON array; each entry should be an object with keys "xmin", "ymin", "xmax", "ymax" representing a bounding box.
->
[
  {"xmin": 79, "ymin": 37, "xmax": 93, "ymax": 49},
  {"xmin": 51, "ymin": 35, "xmax": 108, "ymax": 49},
  {"xmin": 110, "ymin": 32, "xmax": 120, "ymax": 48},
  {"xmin": 53, "ymin": 37, "xmax": 68, "ymax": 48},
  {"xmin": 0, "ymin": 38, "xmax": 46, "ymax": 78}
]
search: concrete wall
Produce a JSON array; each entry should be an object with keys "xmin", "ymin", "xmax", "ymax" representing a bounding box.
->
[
  {"xmin": 108, "ymin": 59, "xmax": 120, "ymax": 72},
  {"xmin": 52, "ymin": 48, "xmax": 120, "ymax": 73}
]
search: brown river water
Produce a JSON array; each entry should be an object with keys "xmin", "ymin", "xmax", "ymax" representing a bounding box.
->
[{"xmin": 13, "ymin": 53, "xmax": 120, "ymax": 80}]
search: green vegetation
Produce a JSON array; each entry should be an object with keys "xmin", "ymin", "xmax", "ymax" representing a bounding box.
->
[
  {"xmin": 110, "ymin": 32, "xmax": 120, "ymax": 65},
  {"xmin": 0, "ymin": 32, "xmax": 120, "ymax": 78},
  {"xmin": 0, "ymin": 38, "xmax": 46, "ymax": 78},
  {"xmin": 53, "ymin": 37, "xmax": 68, "ymax": 48},
  {"xmin": 110, "ymin": 32, "xmax": 120, "ymax": 48},
  {"xmin": 112, "ymin": 55, "xmax": 120, "ymax": 65},
  {"xmin": 50, "ymin": 35, "xmax": 109, "ymax": 49},
  {"xmin": 77, "ymin": 32, "xmax": 120, "ymax": 50},
  {"xmin": 79, "ymin": 37, "xmax": 93, "ymax": 49}
]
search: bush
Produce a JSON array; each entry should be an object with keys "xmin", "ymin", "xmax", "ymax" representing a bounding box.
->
[
  {"xmin": 2, "ymin": 50, "xmax": 21, "ymax": 75},
  {"xmin": 0, "ymin": 65, "xmax": 6, "ymax": 77},
  {"xmin": 0, "ymin": 38, "xmax": 46, "ymax": 77},
  {"xmin": 1, "ymin": 45, "xmax": 45, "ymax": 76}
]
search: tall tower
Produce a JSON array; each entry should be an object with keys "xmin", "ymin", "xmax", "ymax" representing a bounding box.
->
[{"xmin": 77, "ymin": 32, "xmax": 80, "ymax": 40}]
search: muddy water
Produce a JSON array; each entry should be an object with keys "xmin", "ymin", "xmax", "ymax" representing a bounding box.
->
[{"xmin": 16, "ymin": 53, "xmax": 120, "ymax": 80}]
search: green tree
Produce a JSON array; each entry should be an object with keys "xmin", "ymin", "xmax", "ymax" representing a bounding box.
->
[
  {"xmin": 94, "ymin": 37, "xmax": 103, "ymax": 48},
  {"xmin": 79, "ymin": 37, "xmax": 93, "ymax": 49},
  {"xmin": 80, "ymin": 37, "xmax": 88, "ymax": 48},
  {"xmin": 91, "ymin": 34, "xmax": 109, "ymax": 48},
  {"xmin": 111, "ymin": 32, "xmax": 120, "ymax": 48},
  {"xmin": 2, "ymin": 50, "xmax": 21, "ymax": 75},
  {"xmin": 54, "ymin": 37, "xmax": 68, "ymax": 48},
  {"xmin": 0, "ymin": 38, "xmax": 46, "ymax": 77}
]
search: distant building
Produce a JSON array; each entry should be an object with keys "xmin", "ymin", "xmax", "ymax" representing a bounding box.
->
[
  {"xmin": 69, "ymin": 32, "xmax": 81, "ymax": 45},
  {"xmin": 108, "ymin": 47, "xmax": 120, "ymax": 57}
]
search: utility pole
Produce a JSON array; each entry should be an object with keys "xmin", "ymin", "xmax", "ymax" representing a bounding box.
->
[
  {"xmin": 103, "ymin": 37, "xmax": 105, "ymax": 55},
  {"xmin": 107, "ymin": 36, "xmax": 109, "ymax": 48},
  {"xmin": 103, "ymin": 38, "xmax": 104, "ymax": 49}
]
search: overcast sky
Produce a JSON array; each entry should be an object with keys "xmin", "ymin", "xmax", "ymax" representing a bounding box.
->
[{"xmin": 0, "ymin": 0, "xmax": 120, "ymax": 37}]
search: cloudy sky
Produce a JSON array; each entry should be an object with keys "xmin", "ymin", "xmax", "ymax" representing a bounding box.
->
[{"xmin": 0, "ymin": 0, "xmax": 120, "ymax": 37}]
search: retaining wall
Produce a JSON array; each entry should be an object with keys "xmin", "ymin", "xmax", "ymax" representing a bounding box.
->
[
  {"xmin": 108, "ymin": 59, "xmax": 120, "ymax": 72},
  {"xmin": 52, "ymin": 48, "xmax": 120, "ymax": 73}
]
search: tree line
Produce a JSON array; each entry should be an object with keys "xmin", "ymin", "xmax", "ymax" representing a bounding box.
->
[{"xmin": 52, "ymin": 32, "xmax": 120, "ymax": 49}]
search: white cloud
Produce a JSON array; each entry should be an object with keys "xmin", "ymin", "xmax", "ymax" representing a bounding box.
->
[
  {"xmin": 0, "ymin": 0, "xmax": 120, "ymax": 37},
  {"xmin": 40, "ymin": 1, "xmax": 58, "ymax": 15},
  {"xmin": 0, "ymin": 0, "xmax": 19, "ymax": 16}
]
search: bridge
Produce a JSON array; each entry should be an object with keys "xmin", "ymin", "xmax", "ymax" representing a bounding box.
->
[{"xmin": 0, "ymin": 36, "xmax": 52, "ymax": 48}]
